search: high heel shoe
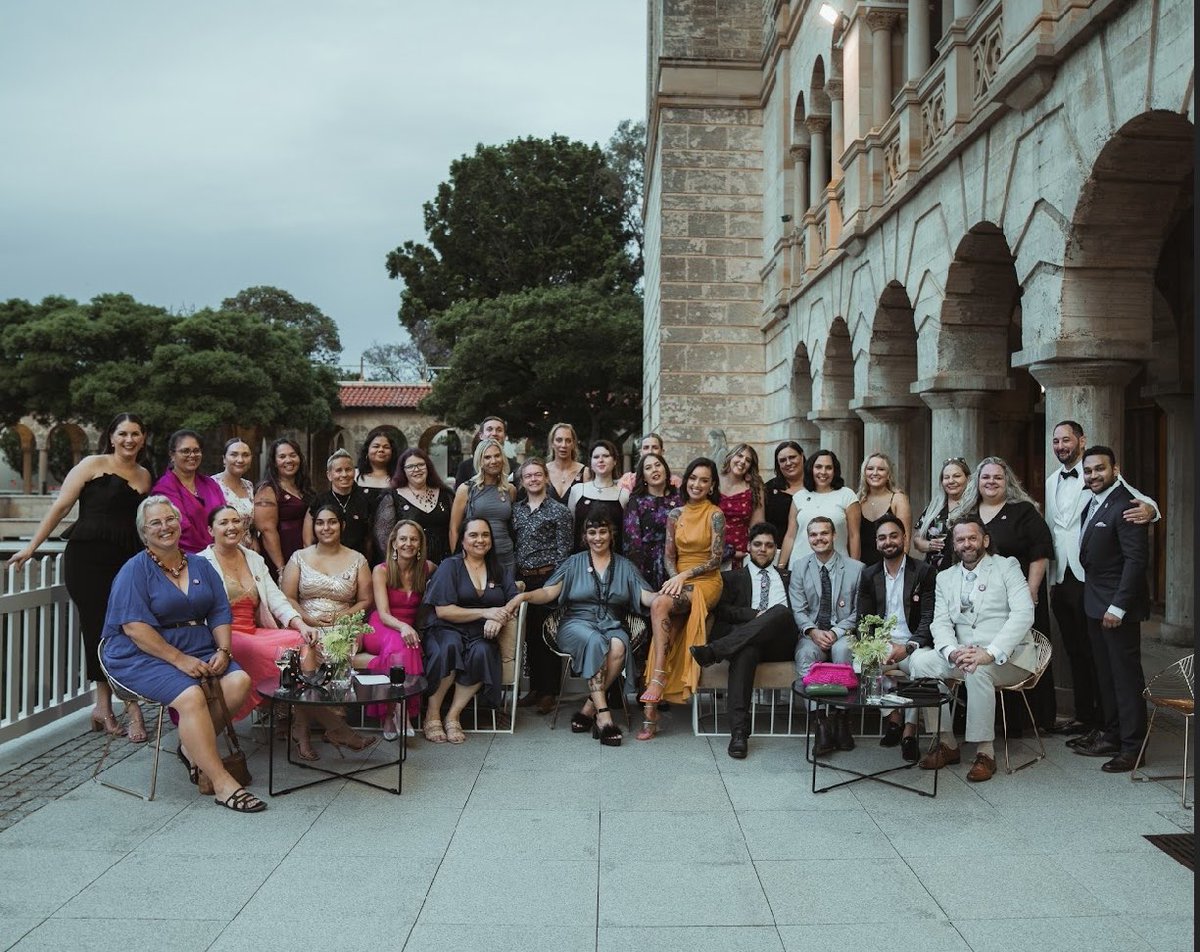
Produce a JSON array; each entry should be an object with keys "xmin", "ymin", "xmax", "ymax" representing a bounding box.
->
[
  {"xmin": 382, "ymin": 711, "xmax": 399, "ymax": 742},
  {"xmin": 325, "ymin": 728, "xmax": 378, "ymax": 756},
  {"xmin": 290, "ymin": 726, "xmax": 319, "ymax": 762},
  {"xmin": 570, "ymin": 700, "xmax": 596, "ymax": 734},
  {"xmin": 591, "ymin": 708, "xmax": 623, "ymax": 747},
  {"xmin": 90, "ymin": 712, "xmax": 126, "ymax": 737},
  {"xmin": 635, "ymin": 704, "xmax": 659, "ymax": 741},
  {"xmin": 638, "ymin": 669, "xmax": 668, "ymax": 705}
]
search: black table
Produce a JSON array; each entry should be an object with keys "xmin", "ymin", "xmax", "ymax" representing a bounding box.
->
[
  {"xmin": 256, "ymin": 675, "xmax": 427, "ymax": 796},
  {"xmin": 793, "ymin": 683, "xmax": 952, "ymax": 798}
]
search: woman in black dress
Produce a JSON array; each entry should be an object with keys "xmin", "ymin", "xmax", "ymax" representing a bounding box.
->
[
  {"xmin": 374, "ymin": 448, "xmax": 454, "ymax": 565},
  {"xmin": 304, "ymin": 449, "xmax": 372, "ymax": 561},
  {"xmin": 762, "ymin": 441, "xmax": 805, "ymax": 541},
  {"xmin": 355, "ymin": 426, "xmax": 401, "ymax": 516},
  {"xmin": 954, "ymin": 456, "xmax": 1056, "ymax": 730},
  {"xmin": 566, "ymin": 439, "xmax": 629, "ymax": 553},
  {"xmin": 8, "ymin": 413, "xmax": 153, "ymax": 741}
]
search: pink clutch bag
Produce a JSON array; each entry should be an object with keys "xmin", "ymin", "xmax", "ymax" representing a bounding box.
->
[{"xmin": 802, "ymin": 662, "xmax": 859, "ymax": 688}]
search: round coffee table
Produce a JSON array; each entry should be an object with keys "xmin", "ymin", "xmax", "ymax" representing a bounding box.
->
[
  {"xmin": 256, "ymin": 675, "xmax": 427, "ymax": 796},
  {"xmin": 793, "ymin": 683, "xmax": 952, "ymax": 798}
]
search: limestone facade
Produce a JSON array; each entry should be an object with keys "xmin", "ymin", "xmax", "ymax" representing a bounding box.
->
[{"xmin": 644, "ymin": 0, "xmax": 1193, "ymax": 640}]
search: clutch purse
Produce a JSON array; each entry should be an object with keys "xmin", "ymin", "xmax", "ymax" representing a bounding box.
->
[{"xmin": 802, "ymin": 662, "xmax": 858, "ymax": 689}]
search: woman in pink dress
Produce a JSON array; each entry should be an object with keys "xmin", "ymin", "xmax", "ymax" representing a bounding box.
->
[
  {"xmin": 364, "ymin": 520, "xmax": 432, "ymax": 740},
  {"xmin": 198, "ymin": 506, "xmax": 320, "ymax": 721},
  {"xmin": 717, "ymin": 443, "xmax": 765, "ymax": 569},
  {"xmin": 152, "ymin": 430, "xmax": 227, "ymax": 554}
]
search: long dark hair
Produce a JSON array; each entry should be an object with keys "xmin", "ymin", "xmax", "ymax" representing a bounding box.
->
[
  {"xmin": 356, "ymin": 426, "xmax": 400, "ymax": 480},
  {"xmin": 681, "ymin": 457, "xmax": 722, "ymax": 505},
  {"xmin": 97, "ymin": 412, "xmax": 147, "ymax": 455},
  {"xmin": 630, "ymin": 452, "xmax": 673, "ymax": 498},
  {"xmin": 259, "ymin": 437, "xmax": 313, "ymax": 500},
  {"xmin": 803, "ymin": 449, "xmax": 845, "ymax": 491},
  {"xmin": 772, "ymin": 440, "xmax": 805, "ymax": 480},
  {"xmin": 391, "ymin": 447, "xmax": 447, "ymax": 492},
  {"xmin": 460, "ymin": 516, "xmax": 505, "ymax": 584}
]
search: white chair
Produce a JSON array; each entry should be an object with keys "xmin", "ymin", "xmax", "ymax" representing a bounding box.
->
[{"xmin": 1131, "ymin": 654, "xmax": 1194, "ymax": 809}]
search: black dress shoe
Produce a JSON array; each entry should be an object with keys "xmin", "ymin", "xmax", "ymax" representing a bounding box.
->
[
  {"xmin": 834, "ymin": 711, "xmax": 855, "ymax": 751},
  {"xmin": 1074, "ymin": 735, "xmax": 1121, "ymax": 758},
  {"xmin": 900, "ymin": 735, "xmax": 919, "ymax": 762},
  {"xmin": 1066, "ymin": 728, "xmax": 1101, "ymax": 750},
  {"xmin": 727, "ymin": 731, "xmax": 748, "ymax": 759},
  {"xmin": 1048, "ymin": 718, "xmax": 1089, "ymax": 736},
  {"xmin": 1101, "ymin": 752, "xmax": 1143, "ymax": 773},
  {"xmin": 880, "ymin": 720, "xmax": 902, "ymax": 747},
  {"xmin": 517, "ymin": 691, "xmax": 542, "ymax": 708},
  {"xmin": 812, "ymin": 715, "xmax": 836, "ymax": 757},
  {"xmin": 689, "ymin": 644, "xmax": 717, "ymax": 668}
]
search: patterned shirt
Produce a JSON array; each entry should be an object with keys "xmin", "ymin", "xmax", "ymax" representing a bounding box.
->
[{"xmin": 512, "ymin": 496, "xmax": 574, "ymax": 572}]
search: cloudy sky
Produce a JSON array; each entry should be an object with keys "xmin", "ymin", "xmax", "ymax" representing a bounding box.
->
[{"xmin": 0, "ymin": 1, "xmax": 647, "ymax": 368}]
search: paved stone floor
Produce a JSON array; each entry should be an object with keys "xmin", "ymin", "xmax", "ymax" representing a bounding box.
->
[{"xmin": 0, "ymin": 661, "xmax": 1193, "ymax": 952}]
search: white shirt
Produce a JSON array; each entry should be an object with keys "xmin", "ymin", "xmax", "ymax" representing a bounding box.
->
[
  {"xmin": 882, "ymin": 558, "xmax": 913, "ymax": 643},
  {"xmin": 746, "ymin": 563, "xmax": 787, "ymax": 611}
]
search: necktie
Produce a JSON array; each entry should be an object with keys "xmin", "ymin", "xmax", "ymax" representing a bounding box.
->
[
  {"xmin": 816, "ymin": 565, "xmax": 832, "ymax": 630},
  {"xmin": 1080, "ymin": 498, "xmax": 1096, "ymax": 537},
  {"xmin": 960, "ymin": 570, "xmax": 976, "ymax": 610},
  {"xmin": 1060, "ymin": 469, "xmax": 1078, "ymax": 480},
  {"xmin": 757, "ymin": 567, "xmax": 770, "ymax": 612}
]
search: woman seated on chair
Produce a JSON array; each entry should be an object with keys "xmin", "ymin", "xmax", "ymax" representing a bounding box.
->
[
  {"xmin": 506, "ymin": 512, "xmax": 657, "ymax": 746},
  {"xmin": 99, "ymin": 495, "xmax": 266, "ymax": 813},
  {"xmin": 420, "ymin": 517, "xmax": 517, "ymax": 745},
  {"xmin": 198, "ymin": 505, "xmax": 320, "ymax": 721},
  {"xmin": 279, "ymin": 502, "xmax": 376, "ymax": 760},
  {"xmin": 364, "ymin": 519, "xmax": 432, "ymax": 740}
]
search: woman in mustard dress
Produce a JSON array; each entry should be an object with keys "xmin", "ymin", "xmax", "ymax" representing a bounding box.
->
[{"xmin": 637, "ymin": 457, "xmax": 725, "ymax": 740}]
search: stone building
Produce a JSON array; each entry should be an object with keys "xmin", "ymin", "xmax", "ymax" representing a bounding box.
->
[{"xmin": 643, "ymin": 0, "xmax": 1193, "ymax": 640}]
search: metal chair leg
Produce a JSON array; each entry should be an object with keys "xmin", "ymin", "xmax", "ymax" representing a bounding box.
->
[
  {"xmin": 549, "ymin": 662, "xmax": 569, "ymax": 730},
  {"xmin": 93, "ymin": 703, "xmax": 165, "ymax": 801},
  {"xmin": 1130, "ymin": 707, "xmax": 1157, "ymax": 784}
]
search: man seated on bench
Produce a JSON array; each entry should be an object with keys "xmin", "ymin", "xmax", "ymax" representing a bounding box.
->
[
  {"xmin": 690, "ymin": 522, "xmax": 798, "ymax": 760},
  {"xmin": 908, "ymin": 515, "xmax": 1037, "ymax": 782}
]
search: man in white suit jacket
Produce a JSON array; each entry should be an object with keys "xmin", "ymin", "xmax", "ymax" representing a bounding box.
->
[
  {"xmin": 909, "ymin": 515, "xmax": 1036, "ymax": 782},
  {"xmin": 1044, "ymin": 420, "xmax": 1157, "ymax": 741}
]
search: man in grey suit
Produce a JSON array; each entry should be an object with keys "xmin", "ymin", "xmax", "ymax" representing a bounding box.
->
[
  {"xmin": 909, "ymin": 515, "xmax": 1037, "ymax": 782},
  {"xmin": 791, "ymin": 516, "xmax": 863, "ymax": 756}
]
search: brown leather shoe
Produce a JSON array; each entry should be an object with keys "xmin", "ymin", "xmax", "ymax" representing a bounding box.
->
[
  {"xmin": 918, "ymin": 742, "xmax": 961, "ymax": 770},
  {"xmin": 966, "ymin": 752, "xmax": 996, "ymax": 782},
  {"xmin": 535, "ymin": 694, "xmax": 557, "ymax": 716}
]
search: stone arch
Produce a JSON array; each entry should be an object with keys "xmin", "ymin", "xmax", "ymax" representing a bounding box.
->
[
  {"xmin": 42, "ymin": 422, "xmax": 89, "ymax": 491},
  {"xmin": 810, "ymin": 316, "xmax": 862, "ymax": 475},
  {"xmin": 419, "ymin": 426, "xmax": 463, "ymax": 483},
  {"xmin": 0, "ymin": 423, "xmax": 37, "ymax": 494},
  {"xmin": 789, "ymin": 343, "xmax": 820, "ymax": 446},
  {"xmin": 791, "ymin": 92, "xmax": 809, "ymax": 148}
]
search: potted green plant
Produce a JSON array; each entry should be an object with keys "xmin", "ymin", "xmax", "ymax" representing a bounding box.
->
[
  {"xmin": 320, "ymin": 610, "xmax": 374, "ymax": 689},
  {"xmin": 852, "ymin": 613, "xmax": 896, "ymax": 701}
]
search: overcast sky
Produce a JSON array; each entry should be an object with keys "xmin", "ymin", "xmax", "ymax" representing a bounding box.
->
[{"xmin": 0, "ymin": 1, "xmax": 647, "ymax": 368}]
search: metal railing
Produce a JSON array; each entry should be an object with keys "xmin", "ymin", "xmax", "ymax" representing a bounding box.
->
[{"xmin": 0, "ymin": 556, "xmax": 90, "ymax": 745}]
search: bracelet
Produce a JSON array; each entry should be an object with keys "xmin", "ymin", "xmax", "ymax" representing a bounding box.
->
[{"xmin": 216, "ymin": 647, "xmax": 232, "ymax": 658}]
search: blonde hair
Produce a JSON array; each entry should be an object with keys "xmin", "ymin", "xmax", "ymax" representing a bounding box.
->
[
  {"xmin": 953, "ymin": 456, "xmax": 1040, "ymax": 518},
  {"xmin": 856, "ymin": 452, "xmax": 902, "ymax": 503},
  {"xmin": 469, "ymin": 438, "xmax": 514, "ymax": 498},
  {"xmin": 915, "ymin": 457, "xmax": 971, "ymax": 539},
  {"xmin": 546, "ymin": 422, "xmax": 580, "ymax": 462},
  {"xmin": 384, "ymin": 520, "xmax": 429, "ymax": 594},
  {"xmin": 719, "ymin": 442, "xmax": 764, "ymax": 510}
]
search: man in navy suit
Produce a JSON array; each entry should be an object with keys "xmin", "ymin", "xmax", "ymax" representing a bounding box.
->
[
  {"xmin": 691, "ymin": 522, "xmax": 798, "ymax": 759},
  {"xmin": 1075, "ymin": 445, "xmax": 1150, "ymax": 772}
]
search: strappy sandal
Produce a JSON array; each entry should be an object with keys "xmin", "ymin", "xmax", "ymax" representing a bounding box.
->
[
  {"xmin": 90, "ymin": 712, "xmax": 126, "ymax": 737},
  {"xmin": 444, "ymin": 720, "xmax": 466, "ymax": 744},
  {"xmin": 290, "ymin": 726, "xmax": 319, "ymax": 762},
  {"xmin": 125, "ymin": 706, "xmax": 148, "ymax": 744},
  {"xmin": 591, "ymin": 708, "xmax": 623, "ymax": 747},
  {"xmin": 424, "ymin": 719, "xmax": 447, "ymax": 743},
  {"xmin": 638, "ymin": 669, "xmax": 668, "ymax": 705},
  {"xmin": 175, "ymin": 745, "xmax": 199, "ymax": 785},
  {"xmin": 325, "ymin": 729, "xmax": 378, "ymax": 756},
  {"xmin": 635, "ymin": 705, "xmax": 659, "ymax": 742},
  {"xmin": 215, "ymin": 787, "xmax": 267, "ymax": 813}
]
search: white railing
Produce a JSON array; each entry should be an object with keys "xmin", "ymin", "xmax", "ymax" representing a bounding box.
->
[{"xmin": 0, "ymin": 556, "xmax": 90, "ymax": 744}]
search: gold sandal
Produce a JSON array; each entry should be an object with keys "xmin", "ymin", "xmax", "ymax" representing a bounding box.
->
[
  {"xmin": 424, "ymin": 718, "xmax": 447, "ymax": 743},
  {"xmin": 444, "ymin": 720, "xmax": 466, "ymax": 744}
]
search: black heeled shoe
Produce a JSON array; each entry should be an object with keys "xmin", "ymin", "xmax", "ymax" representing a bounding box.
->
[
  {"xmin": 570, "ymin": 701, "xmax": 595, "ymax": 733},
  {"xmin": 591, "ymin": 708, "xmax": 623, "ymax": 747},
  {"xmin": 176, "ymin": 746, "xmax": 199, "ymax": 785}
]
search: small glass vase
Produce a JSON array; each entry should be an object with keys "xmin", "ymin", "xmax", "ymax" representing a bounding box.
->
[
  {"xmin": 328, "ymin": 657, "xmax": 353, "ymax": 692},
  {"xmin": 858, "ymin": 664, "xmax": 885, "ymax": 703}
]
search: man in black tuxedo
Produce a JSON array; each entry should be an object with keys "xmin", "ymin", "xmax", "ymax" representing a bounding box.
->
[
  {"xmin": 690, "ymin": 522, "xmax": 798, "ymax": 759},
  {"xmin": 856, "ymin": 515, "xmax": 936, "ymax": 762},
  {"xmin": 1075, "ymin": 445, "xmax": 1149, "ymax": 773}
]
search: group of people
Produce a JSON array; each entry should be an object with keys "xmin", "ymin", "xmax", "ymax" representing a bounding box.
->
[{"xmin": 9, "ymin": 411, "xmax": 1159, "ymax": 813}]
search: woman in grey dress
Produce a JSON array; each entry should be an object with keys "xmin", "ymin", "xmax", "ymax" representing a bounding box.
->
[
  {"xmin": 507, "ymin": 513, "xmax": 656, "ymax": 746},
  {"xmin": 450, "ymin": 438, "xmax": 515, "ymax": 574}
]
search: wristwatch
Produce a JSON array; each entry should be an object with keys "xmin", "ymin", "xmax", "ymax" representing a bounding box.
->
[{"xmin": 904, "ymin": 641, "xmax": 918, "ymax": 656}]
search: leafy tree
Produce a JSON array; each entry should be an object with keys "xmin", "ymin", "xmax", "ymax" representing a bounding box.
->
[
  {"xmin": 221, "ymin": 286, "xmax": 342, "ymax": 365},
  {"xmin": 361, "ymin": 340, "xmax": 427, "ymax": 381},
  {"xmin": 384, "ymin": 133, "xmax": 636, "ymax": 356},
  {"xmin": 421, "ymin": 283, "xmax": 642, "ymax": 444},
  {"xmin": 605, "ymin": 119, "xmax": 646, "ymax": 279}
]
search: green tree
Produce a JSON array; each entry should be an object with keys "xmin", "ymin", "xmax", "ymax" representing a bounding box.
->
[
  {"xmin": 421, "ymin": 283, "xmax": 642, "ymax": 444},
  {"xmin": 221, "ymin": 286, "xmax": 342, "ymax": 365},
  {"xmin": 605, "ymin": 119, "xmax": 646, "ymax": 278},
  {"xmin": 361, "ymin": 340, "xmax": 427, "ymax": 381}
]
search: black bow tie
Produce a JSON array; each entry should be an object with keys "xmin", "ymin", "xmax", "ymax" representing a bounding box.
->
[{"xmin": 1060, "ymin": 469, "xmax": 1078, "ymax": 479}]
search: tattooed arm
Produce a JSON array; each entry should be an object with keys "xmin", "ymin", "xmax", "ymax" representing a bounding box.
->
[{"xmin": 660, "ymin": 508, "xmax": 725, "ymax": 597}]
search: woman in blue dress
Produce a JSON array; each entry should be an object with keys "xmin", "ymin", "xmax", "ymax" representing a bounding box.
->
[
  {"xmin": 101, "ymin": 495, "xmax": 265, "ymax": 813},
  {"xmin": 507, "ymin": 512, "xmax": 657, "ymax": 746},
  {"xmin": 420, "ymin": 517, "xmax": 518, "ymax": 745}
]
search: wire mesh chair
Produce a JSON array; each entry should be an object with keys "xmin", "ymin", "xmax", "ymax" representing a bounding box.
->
[
  {"xmin": 92, "ymin": 646, "xmax": 167, "ymax": 801},
  {"xmin": 1131, "ymin": 654, "xmax": 1194, "ymax": 809},
  {"xmin": 543, "ymin": 607, "xmax": 646, "ymax": 730}
]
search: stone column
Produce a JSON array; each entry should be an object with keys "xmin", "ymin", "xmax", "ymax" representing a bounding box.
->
[
  {"xmin": 1154, "ymin": 394, "xmax": 1193, "ymax": 646},
  {"xmin": 808, "ymin": 414, "xmax": 864, "ymax": 480},
  {"xmin": 825, "ymin": 79, "xmax": 844, "ymax": 180},
  {"xmin": 941, "ymin": 0, "xmax": 954, "ymax": 34},
  {"xmin": 953, "ymin": 0, "xmax": 978, "ymax": 20},
  {"xmin": 37, "ymin": 445, "xmax": 49, "ymax": 496},
  {"xmin": 919, "ymin": 390, "xmax": 990, "ymax": 473},
  {"xmin": 868, "ymin": 11, "xmax": 898, "ymax": 128},
  {"xmin": 1028, "ymin": 360, "xmax": 1140, "ymax": 465},
  {"xmin": 907, "ymin": 0, "xmax": 930, "ymax": 80},
  {"xmin": 789, "ymin": 144, "xmax": 810, "ymax": 220},
  {"xmin": 806, "ymin": 116, "xmax": 830, "ymax": 200}
]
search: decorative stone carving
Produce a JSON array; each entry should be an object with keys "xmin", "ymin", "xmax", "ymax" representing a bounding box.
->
[
  {"xmin": 920, "ymin": 82, "xmax": 947, "ymax": 154},
  {"xmin": 972, "ymin": 16, "xmax": 1004, "ymax": 103},
  {"xmin": 883, "ymin": 132, "xmax": 903, "ymax": 191}
]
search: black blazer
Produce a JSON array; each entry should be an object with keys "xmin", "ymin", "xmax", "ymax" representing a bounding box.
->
[
  {"xmin": 710, "ymin": 565, "xmax": 792, "ymax": 639},
  {"xmin": 855, "ymin": 555, "xmax": 936, "ymax": 648},
  {"xmin": 1079, "ymin": 483, "xmax": 1149, "ymax": 620}
]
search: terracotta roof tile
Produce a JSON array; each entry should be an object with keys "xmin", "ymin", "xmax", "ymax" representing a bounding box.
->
[{"xmin": 337, "ymin": 382, "xmax": 432, "ymax": 409}]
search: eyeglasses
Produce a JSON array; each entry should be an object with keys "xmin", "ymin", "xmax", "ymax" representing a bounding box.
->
[
  {"xmin": 174, "ymin": 448, "xmax": 203, "ymax": 456},
  {"xmin": 145, "ymin": 515, "xmax": 180, "ymax": 529},
  {"xmin": 403, "ymin": 463, "xmax": 427, "ymax": 471},
  {"xmin": 942, "ymin": 457, "xmax": 968, "ymax": 467}
]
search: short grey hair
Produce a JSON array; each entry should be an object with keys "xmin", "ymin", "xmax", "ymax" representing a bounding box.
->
[
  {"xmin": 326, "ymin": 448, "xmax": 354, "ymax": 470},
  {"xmin": 135, "ymin": 494, "xmax": 181, "ymax": 543}
]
